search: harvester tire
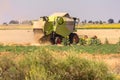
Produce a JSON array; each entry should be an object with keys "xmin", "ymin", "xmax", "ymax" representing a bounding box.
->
[
  {"xmin": 69, "ymin": 33, "xmax": 79, "ymax": 44},
  {"xmin": 55, "ymin": 36, "xmax": 62, "ymax": 44}
]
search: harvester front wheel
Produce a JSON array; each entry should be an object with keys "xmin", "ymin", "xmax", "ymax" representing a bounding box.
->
[
  {"xmin": 69, "ymin": 33, "xmax": 79, "ymax": 44},
  {"xmin": 55, "ymin": 36, "xmax": 62, "ymax": 44}
]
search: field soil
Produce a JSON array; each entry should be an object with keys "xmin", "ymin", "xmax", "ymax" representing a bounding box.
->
[
  {"xmin": 0, "ymin": 29, "xmax": 120, "ymax": 45},
  {"xmin": 0, "ymin": 30, "xmax": 34, "ymax": 45}
]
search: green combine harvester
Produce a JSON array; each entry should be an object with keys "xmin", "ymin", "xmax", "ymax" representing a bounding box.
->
[{"xmin": 33, "ymin": 12, "xmax": 79, "ymax": 44}]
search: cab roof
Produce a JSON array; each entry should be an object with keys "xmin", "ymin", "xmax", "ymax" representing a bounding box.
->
[{"xmin": 50, "ymin": 12, "xmax": 70, "ymax": 17}]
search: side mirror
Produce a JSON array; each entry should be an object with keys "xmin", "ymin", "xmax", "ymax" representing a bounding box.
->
[
  {"xmin": 40, "ymin": 16, "xmax": 49, "ymax": 22},
  {"xmin": 73, "ymin": 17, "xmax": 77, "ymax": 21},
  {"xmin": 73, "ymin": 17, "xmax": 79, "ymax": 25}
]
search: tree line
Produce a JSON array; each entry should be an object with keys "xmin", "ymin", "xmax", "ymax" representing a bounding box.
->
[
  {"xmin": 3, "ymin": 20, "xmax": 33, "ymax": 25},
  {"xmin": 2, "ymin": 19, "xmax": 120, "ymax": 25},
  {"xmin": 81, "ymin": 19, "xmax": 120, "ymax": 24}
]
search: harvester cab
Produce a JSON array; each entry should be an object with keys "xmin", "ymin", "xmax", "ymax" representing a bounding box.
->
[{"xmin": 33, "ymin": 12, "xmax": 79, "ymax": 44}]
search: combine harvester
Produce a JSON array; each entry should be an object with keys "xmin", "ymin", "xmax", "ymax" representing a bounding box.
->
[{"xmin": 33, "ymin": 12, "xmax": 80, "ymax": 45}]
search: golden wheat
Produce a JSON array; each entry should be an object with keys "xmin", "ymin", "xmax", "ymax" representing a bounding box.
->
[{"xmin": 77, "ymin": 24, "xmax": 120, "ymax": 29}]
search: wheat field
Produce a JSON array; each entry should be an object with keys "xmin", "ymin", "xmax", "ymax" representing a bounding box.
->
[{"xmin": 77, "ymin": 23, "xmax": 120, "ymax": 29}]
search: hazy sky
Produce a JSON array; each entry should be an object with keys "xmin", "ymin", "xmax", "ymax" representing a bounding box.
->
[{"xmin": 0, "ymin": 0, "xmax": 120, "ymax": 23}]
